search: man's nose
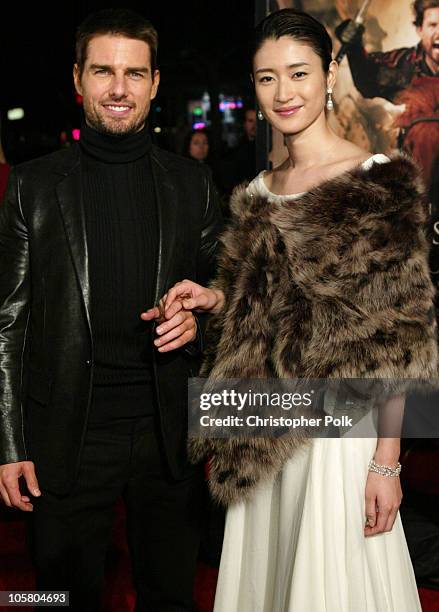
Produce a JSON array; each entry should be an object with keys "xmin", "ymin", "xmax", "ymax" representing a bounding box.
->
[{"xmin": 109, "ymin": 75, "xmax": 128, "ymax": 99}]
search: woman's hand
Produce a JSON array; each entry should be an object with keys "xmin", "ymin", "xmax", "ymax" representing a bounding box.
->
[
  {"xmin": 364, "ymin": 404, "xmax": 403, "ymax": 536},
  {"xmin": 163, "ymin": 279, "xmax": 225, "ymax": 316},
  {"xmin": 139, "ymin": 280, "xmax": 224, "ymax": 353},
  {"xmin": 364, "ymin": 470, "xmax": 403, "ymax": 537}
]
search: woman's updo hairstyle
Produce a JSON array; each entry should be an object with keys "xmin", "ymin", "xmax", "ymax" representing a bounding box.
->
[{"xmin": 253, "ymin": 9, "xmax": 333, "ymax": 73}]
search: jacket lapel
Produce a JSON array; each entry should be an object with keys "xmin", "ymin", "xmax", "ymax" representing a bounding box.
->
[
  {"xmin": 54, "ymin": 144, "xmax": 178, "ymax": 331},
  {"xmin": 150, "ymin": 148, "xmax": 178, "ymax": 305},
  {"xmin": 55, "ymin": 146, "xmax": 92, "ymax": 335}
]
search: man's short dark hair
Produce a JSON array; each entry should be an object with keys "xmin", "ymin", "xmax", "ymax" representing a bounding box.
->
[
  {"xmin": 413, "ymin": 0, "xmax": 439, "ymax": 27},
  {"xmin": 76, "ymin": 8, "xmax": 158, "ymax": 76}
]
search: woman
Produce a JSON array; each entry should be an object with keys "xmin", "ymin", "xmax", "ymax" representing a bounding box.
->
[
  {"xmin": 184, "ymin": 128, "xmax": 210, "ymax": 163},
  {"xmin": 146, "ymin": 9, "xmax": 437, "ymax": 611}
]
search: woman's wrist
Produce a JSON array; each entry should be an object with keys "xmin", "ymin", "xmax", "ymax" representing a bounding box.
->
[
  {"xmin": 373, "ymin": 437, "xmax": 400, "ymax": 467},
  {"xmin": 211, "ymin": 288, "xmax": 225, "ymax": 314}
]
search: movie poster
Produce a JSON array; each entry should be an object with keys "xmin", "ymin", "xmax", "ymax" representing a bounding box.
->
[{"xmin": 264, "ymin": 0, "xmax": 439, "ymax": 282}]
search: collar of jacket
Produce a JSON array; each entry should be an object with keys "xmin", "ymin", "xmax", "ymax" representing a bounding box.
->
[{"xmin": 414, "ymin": 41, "xmax": 437, "ymax": 77}]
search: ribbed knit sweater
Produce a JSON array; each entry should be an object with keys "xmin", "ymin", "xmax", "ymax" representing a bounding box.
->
[{"xmin": 79, "ymin": 122, "xmax": 158, "ymax": 407}]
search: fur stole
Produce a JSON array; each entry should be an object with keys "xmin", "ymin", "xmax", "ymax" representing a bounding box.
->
[{"xmin": 189, "ymin": 153, "xmax": 438, "ymax": 506}]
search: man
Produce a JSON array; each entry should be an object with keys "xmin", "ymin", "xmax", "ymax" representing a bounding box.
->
[
  {"xmin": 336, "ymin": 0, "xmax": 439, "ymax": 179},
  {"xmin": 336, "ymin": 0, "xmax": 439, "ymax": 278},
  {"xmin": 0, "ymin": 8, "xmax": 222, "ymax": 611},
  {"xmin": 336, "ymin": 0, "xmax": 439, "ymax": 102},
  {"xmin": 242, "ymin": 107, "xmax": 257, "ymax": 143},
  {"xmin": 335, "ymin": 0, "xmax": 439, "ymax": 185},
  {"xmin": 0, "ymin": 117, "xmax": 10, "ymax": 202}
]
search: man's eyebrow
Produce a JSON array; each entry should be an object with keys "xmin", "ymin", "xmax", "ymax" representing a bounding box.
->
[
  {"xmin": 255, "ymin": 62, "xmax": 310, "ymax": 74},
  {"xmin": 89, "ymin": 64, "xmax": 112, "ymax": 71},
  {"xmin": 126, "ymin": 66, "xmax": 150, "ymax": 73}
]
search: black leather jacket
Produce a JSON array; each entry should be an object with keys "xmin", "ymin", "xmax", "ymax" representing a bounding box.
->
[{"xmin": 0, "ymin": 143, "xmax": 222, "ymax": 494}]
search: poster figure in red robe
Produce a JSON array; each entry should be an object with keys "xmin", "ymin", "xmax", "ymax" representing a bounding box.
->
[
  {"xmin": 268, "ymin": 1, "xmax": 439, "ymax": 278},
  {"xmin": 335, "ymin": 0, "xmax": 439, "ymax": 276}
]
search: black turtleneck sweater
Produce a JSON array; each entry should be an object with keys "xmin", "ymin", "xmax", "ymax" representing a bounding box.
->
[{"xmin": 79, "ymin": 123, "xmax": 158, "ymax": 410}]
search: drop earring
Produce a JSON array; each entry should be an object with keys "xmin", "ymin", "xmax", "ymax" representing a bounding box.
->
[
  {"xmin": 326, "ymin": 88, "xmax": 334, "ymax": 111},
  {"xmin": 257, "ymin": 110, "xmax": 264, "ymax": 121}
]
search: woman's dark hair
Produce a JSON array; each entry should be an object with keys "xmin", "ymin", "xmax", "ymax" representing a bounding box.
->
[
  {"xmin": 413, "ymin": 0, "xmax": 439, "ymax": 27},
  {"xmin": 183, "ymin": 129, "xmax": 210, "ymax": 159},
  {"xmin": 253, "ymin": 9, "xmax": 333, "ymax": 72},
  {"xmin": 76, "ymin": 8, "xmax": 158, "ymax": 76}
]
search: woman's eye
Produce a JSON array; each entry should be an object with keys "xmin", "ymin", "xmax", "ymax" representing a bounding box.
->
[
  {"xmin": 259, "ymin": 76, "xmax": 273, "ymax": 83},
  {"xmin": 293, "ymin": 72, "xmax": 307, "ymax": 79}
]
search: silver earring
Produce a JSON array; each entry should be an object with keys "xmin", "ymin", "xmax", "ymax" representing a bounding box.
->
[
  {"xmin": 326, "ymin": 88, "xmax": 334, "ymax": 111},
  {"xmin": 257, "ymin": 110, "xmax": 264, "ymax": 121}
]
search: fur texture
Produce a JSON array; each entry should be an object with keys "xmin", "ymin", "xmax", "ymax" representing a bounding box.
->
[{"xmin": 189, "ymin": 154, "xmax": 438, "ymax": 506}]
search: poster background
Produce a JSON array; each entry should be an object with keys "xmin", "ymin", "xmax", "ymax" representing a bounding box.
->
[
  {"xmin": 269, "ymin": 0, "xmax": 418, "ymax": 158},
  {"xmin": 263, "ymin": 0, "xmax": 439, "ymax": 279}
]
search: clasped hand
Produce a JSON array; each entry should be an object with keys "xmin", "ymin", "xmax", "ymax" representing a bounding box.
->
[{"xmin": 140, "ymin": 279, "xmax": 221, "ymax": 353}]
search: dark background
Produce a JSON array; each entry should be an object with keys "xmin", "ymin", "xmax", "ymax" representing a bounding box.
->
[{"xmin": 0, "ymin": 1, "xmax": 256, "ymax": 163}]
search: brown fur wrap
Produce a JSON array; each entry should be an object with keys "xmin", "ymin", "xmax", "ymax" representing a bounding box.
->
[{"xmin": 189, "ymin": 154, "xmax": 438, "ymax": 506}]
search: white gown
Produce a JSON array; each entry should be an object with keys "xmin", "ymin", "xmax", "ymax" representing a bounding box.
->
[{"xmin": 213, "ymin": 155, "xmax": 422, "ymax": 612}]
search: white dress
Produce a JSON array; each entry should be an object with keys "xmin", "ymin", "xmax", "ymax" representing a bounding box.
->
[{"xmin": 213, "ymin": 155, "xmax": 422, "ymax": 612}]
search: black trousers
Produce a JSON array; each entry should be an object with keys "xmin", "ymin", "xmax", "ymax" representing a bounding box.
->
[{"xmin": 27, "ymin": 414, "xmax": 206, "ymax": 612}]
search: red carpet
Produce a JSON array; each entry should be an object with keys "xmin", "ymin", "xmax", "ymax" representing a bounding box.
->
[{"xmin": 0, "ymin": 498, "xmax": 437, "ymax": 611}]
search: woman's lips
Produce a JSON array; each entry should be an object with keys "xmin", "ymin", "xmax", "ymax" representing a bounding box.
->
[
  {"xmin": 275, "ymin": 106, "xmax": 302, "ymax": 116},
  {"xmin": 274, "ymin": 106, "xmax": 302, "ymax": 117}
]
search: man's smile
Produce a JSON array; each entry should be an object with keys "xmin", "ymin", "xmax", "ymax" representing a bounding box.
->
[{"xmin": 101, "ymin": 103, "xmax": 133, "ymax": 117}]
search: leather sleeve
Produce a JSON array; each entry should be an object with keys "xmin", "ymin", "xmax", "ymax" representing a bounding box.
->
[
  {"xmin": 196, "ymin": 166, "xmax": 223, "ymax": 287},
  {"xmin": 0, "ymin": 168, "xmax": 29, "ymax": 464},
  {"xmin": 185, "ymin": 166, "xmax": 223, "ymax": 357}
]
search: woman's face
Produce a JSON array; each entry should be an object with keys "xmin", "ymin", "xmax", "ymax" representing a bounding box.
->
[
  {"xmin": 253, "ymin": 36, "xmax": 335, "ymax": 136},
  {"xmin": 189, "ymin": 132, "xmax": 209, "ymax": 161}
]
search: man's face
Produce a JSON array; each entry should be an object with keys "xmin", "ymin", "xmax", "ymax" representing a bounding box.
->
[
  {"xmin": 417, "ymin": 8, "xmax": 439, "ymax": 72},
  {"xmin": 243, "ymin": 109, "xmax": 256, "ymax": 140},
  {"xmin": 73, "ymin": 34, "xmax": 160, "ymax": 135}
]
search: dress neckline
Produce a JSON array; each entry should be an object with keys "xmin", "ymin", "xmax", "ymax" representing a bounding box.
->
[{"xmin": 251, "ymin": 154, "xmax": 390, "ymax": 201}]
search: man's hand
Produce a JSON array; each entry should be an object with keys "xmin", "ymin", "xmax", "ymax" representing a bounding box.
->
[
  {"xmin": 140, "ymin": 279, "xmax": 225, "ymax": 353},
  {"xmin": 140, "ymin": 299, "xmax": 197, "ymax": 353},
  {"xmin": 0, "ymin": 461, "xmax": 41, "ymax": 512},
  {"xmin": 335, "ymin": 19, "xmax": 365, "ymax": 46}
]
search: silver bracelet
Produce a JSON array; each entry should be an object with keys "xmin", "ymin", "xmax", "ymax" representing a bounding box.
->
[{"xmin": 368, "ymin": 459, "xmax": 402, "ymax": 477}]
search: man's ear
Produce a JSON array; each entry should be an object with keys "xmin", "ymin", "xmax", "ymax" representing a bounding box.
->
[
  {"xmin": 151, "ymin": 69, "xmax": 160, "ymax": 100},
  {"xmin": 73, "ymin": 64, "xmax": 82, "ymax": 96}
]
